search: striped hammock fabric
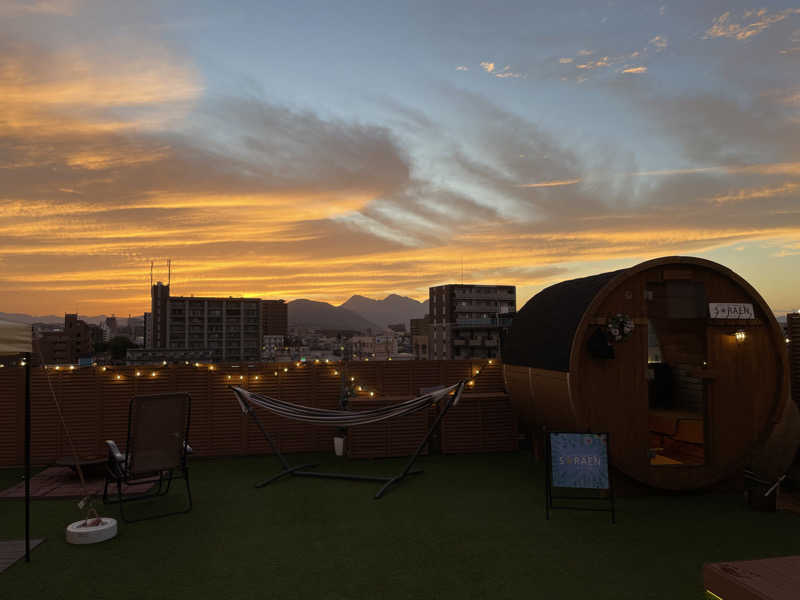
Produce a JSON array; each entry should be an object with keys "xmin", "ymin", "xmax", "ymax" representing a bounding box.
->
[{"xmin": 230, "ymin": 382, "xmax": 463, "ymax": 427}]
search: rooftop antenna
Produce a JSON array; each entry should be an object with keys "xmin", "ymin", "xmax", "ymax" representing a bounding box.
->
[
  {"xmin": 461, "ymin": 256, "xmax": 463, "ymax": 285},
  {"xmin": 167, "ymin": 259, "xmax": 171, "ymax": 286},
  {"xmin": 150, "ymin": 261, "xmax": 153, "ymax": 288}
]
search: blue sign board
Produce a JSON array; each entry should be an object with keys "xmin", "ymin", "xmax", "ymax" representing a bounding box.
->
[{"xmin": 549, "ymin": 432, "xmax": 609, "ymax": 489}]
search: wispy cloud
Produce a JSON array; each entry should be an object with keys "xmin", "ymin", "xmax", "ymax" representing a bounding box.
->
[
  {"xmin": 480, "ymin": 61, "xmax": 495, "ymax": 73},
  {"xmin": 705, "ymin": 9, "xmax": 800, "ymax": 41},
  {"xmin": 455, "ymin": 65, "xmax": 469, "ymax": 71},
  {"xmin": 517, "ymin": 179, "xmax": 581, "ymax": 188},
  {"xmin": 649, "ymin": 35, "xmax": 668, "ymax": 50},
  {"xmin": 559, "ymin": 57, "xmax": 573, "ymax": 64},
  {"xmin": 621, "ymin": 66, "xmax": 647, "ymax": 74}
]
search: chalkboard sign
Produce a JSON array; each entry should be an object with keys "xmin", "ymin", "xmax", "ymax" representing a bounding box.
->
[
  {"xmin": 549, "ymin": 432, "xmax": 609, "ymax": 489},
  {"xmin": 544, "ymin": 430, "xmax": 615, "ymax": 523}
]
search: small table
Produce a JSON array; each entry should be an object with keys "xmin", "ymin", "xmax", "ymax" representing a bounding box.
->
[{"xmin": 55, "ymin": 456, "xmax": 107, "ymax": 478}]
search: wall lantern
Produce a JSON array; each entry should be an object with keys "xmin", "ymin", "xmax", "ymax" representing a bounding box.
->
[{"xmin": 734, "ymin": 330, "xmax": 747, "ymax": 343}]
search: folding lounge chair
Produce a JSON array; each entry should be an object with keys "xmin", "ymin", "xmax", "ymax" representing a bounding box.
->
[{"xmin": 103, "ymin": 392, "xmax": 193, "ymax": 522}]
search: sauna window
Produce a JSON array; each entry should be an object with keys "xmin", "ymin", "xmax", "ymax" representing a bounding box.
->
[{"xmin": 645, "ymin": 283, "xmax": 708, "ymax": 467}]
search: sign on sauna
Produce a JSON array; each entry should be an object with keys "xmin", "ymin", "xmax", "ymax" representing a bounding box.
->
[
  {"xmin": 709, "ymin": 303, "xmax": 754, "ymax": 319},
  {"xmin": 549, "ymin": 433, "xmax": 609, "ymax": 489}
]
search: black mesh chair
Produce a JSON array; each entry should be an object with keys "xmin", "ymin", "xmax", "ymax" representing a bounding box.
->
[{"xmin": 103, "ymin": 392, "xmax": 192, "ymax": 522}]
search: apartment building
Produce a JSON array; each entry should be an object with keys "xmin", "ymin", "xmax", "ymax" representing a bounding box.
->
[
  {"xmin": 164, "ymin": 296, "xmax": 262, "ymax": 362},
  {"xmin": 429, "ymin": 284, "xmax": 516, "ymax": 360},
  {"xmin": 35, "ymin": 314, "xmax": 100, "ymax": 364}
]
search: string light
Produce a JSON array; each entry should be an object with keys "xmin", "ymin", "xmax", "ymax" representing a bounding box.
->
[
  {"xmin": 488, "ymin": 359, "xmax": 494, "ymax": 365},
  {"xmin": 136, "ymin": 371, "xmax": 142, "ymax": 377},
  {"xmin": 468, "ymin": 380, "xmax": 475, "ymax": 387},
  {"xmin": 162, "ymin": 360, "xmax": 167, "ymax": 366},
  {"xmin": 194, "ymin": 362, "xmax": 200, "ymax": 367},
  {"xmin": 239, "ymin": 375, "xmax": 244, "ymax": 380},
  {"xmin": 150, "ymin": 371, "xmax": 156, "ymax": 377},
  {"xmin": 69, "ymin": 365, "xmax": 75, "ymax": 370},
  {"xmin": 115, "ymin": 374, "xmax": 122, "ymax": 380},
  {"xmin": 369, "ymin": 391, "xmax": 375, "ymax": 397},
  {"xmin": 227, "ymin": 375, "xmax": 232, "ymax": 380},
  {"xmin": 334, "ymin": 370, "xmax": 339, "ymax": 376},
  {"xmin": 55, "ymin": 366, "xmax": 60, "ymax": 371},
  {"xmin": 254, "ymin": 375, "xmax": 260, "ymax": 380},
  {"xmin": 283, "ymin": 367, "xmax": 288, "ymax": 372},
  {"xmin": 101, "ymin": 366, "xmax": 107, "ymax": 372},
  {"xmin": 274, "ymin": 371, "xmax": 278, "ymax": 376}
]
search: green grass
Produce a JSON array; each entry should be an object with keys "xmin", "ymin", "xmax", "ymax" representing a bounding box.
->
[{"xmin": 0, "ymin": 452, "xmax": 796, "ymax": 599}]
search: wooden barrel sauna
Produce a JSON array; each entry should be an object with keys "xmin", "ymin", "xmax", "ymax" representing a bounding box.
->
[{"xmin": 503, "ymin": 256, "xmax": 790, "ymax": 490}]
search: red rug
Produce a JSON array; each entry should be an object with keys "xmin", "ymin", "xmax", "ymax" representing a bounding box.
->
[{"xmin": 0, "ymin": 467, "xmax": 153, "ymax": 500}]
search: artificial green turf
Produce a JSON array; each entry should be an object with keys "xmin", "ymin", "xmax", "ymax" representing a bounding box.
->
[{"xmin": 0, "ymin": 453, "xmax": 796, "ymax": 599}]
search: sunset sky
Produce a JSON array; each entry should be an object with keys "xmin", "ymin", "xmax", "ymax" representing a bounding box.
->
[{"xmin": 1, "ymin": 1, "xmax": 799, "ymax": 316}]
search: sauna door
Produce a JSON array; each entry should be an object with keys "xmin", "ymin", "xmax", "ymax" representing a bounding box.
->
[{"xmin": 645, "ymin": 281, "xmax": 708, "ymax": 467}]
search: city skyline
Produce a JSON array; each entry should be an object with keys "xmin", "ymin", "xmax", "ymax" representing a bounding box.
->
[{"xmin": 1, "ymin": 1, "xmax": 799, "ymax": 315}]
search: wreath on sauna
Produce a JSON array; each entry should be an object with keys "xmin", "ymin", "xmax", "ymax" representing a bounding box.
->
[{"xmin": 606, "ymin": 313, "xmax": 634, "ymax": 343}]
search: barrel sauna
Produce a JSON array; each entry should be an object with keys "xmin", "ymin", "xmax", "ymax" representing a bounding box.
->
[{"xmin": 503, "ymin": 256, "xmax": 790, "ymax": 490}]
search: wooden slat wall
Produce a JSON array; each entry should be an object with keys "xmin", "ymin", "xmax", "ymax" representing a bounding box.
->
[
  {"xmin": 0, "ymin": 360, "xmax": 512, "ymax": 466},
  {"xmin": 789, "ymin": 313, "xmax": 800, "ymax": 408}
]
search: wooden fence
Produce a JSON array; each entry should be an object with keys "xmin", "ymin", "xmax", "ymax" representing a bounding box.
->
[{"xmin": 0, "ymin": 360, "xmax": 515, "ymax": 467}]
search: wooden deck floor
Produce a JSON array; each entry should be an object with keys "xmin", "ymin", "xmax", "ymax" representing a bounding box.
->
[{"xmin": 0, "ymin": 539, "xmax": 44, "ymax": 573}]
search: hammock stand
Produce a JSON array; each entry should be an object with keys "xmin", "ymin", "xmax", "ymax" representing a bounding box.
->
[{"xmin": 230, "ymin": 381, "xmax": 466, "ymax": 499}]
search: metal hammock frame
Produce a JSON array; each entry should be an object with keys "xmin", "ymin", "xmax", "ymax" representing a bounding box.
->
[{"xmin": 230, "ymin": 380, "xmax": 466, "ymax": 499}]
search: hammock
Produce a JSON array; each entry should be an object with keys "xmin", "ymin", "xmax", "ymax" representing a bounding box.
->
[
  {"xmin": 230, "ymin": 382, "xmax": 461, "ymax": 426},
  {"xmin": 229, "ymin": 380, "xmax": 466, "ymax": 499}
]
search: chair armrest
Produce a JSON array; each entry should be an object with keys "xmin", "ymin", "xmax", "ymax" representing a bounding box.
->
[{"xmin": 105, "ymin": 440, "xmax": 124, "ymax": 463}]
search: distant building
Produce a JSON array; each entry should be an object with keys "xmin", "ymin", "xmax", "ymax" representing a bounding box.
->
[
  {"xmin": 150, "ymin": 282, "xmax": 170, "ymax": 349},
  {"xmin": 388, "ymin": 323, "xmax": 406, "ymax": 334},
  {"xmin": 262, "ymin": 299, "xmax": 288, "ymax": 336},
  {"xmin": 35, "ymin": 313, "xmax": 95, "ymax": 364},
  {"xmin": 164, "ymin": 296, "xmax": 262, "ymax": 362},
  {"xmin": 429, "ymin": 284, "xmax": 516, "ymax": 360},
  {"xmin": 351, "ymin": 334, "xmax": 398, "ymax": 360},
  {"xmin": 788, "ymin": 312, "xmax": 800, "ymax": 407},
  {"xmin": 261, "ymin": 334, "xmax": 285, "ymax": 360},
  {"xmin": 146, "ymin": 278, "xmax": 281, "ymax": 362},
  {"xmin": 410, "ymin": 316, "xmax": 431, "ymax": 360}
]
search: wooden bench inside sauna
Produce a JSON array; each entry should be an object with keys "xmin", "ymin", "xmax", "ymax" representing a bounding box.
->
[{"xmin": 503, "ymin": 256, "xmax": 790, "ymax": 490}]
